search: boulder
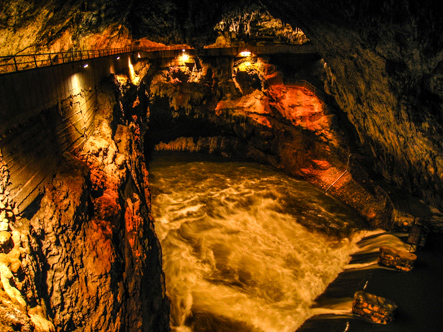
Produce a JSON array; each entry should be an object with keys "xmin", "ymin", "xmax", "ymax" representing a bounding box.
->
[
  {"xmin": 352, "ymin": 291, "xmax": 398, "ymax": 324},
  {"xmin": 378, "ymin": 246, "xmax": 417, "ymax": 271}
]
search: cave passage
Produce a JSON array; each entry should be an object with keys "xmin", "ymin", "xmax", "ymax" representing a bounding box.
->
[{"xmin": 149, "ymin": 152, "xmax": 369, "ymax": 332}]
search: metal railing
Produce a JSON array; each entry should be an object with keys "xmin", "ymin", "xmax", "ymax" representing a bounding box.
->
[
  {"xmin": 0, "ymin": 45, "xmax": 192, "ymax": 74},
  {"xmin": 0, "ymin": 44, "xmax": 316, "ymax": 75},
  {"xmin": 325, "ymin": 154, "xmax": 352, "ymax": 193},
  {"xmin": 284, "ymin": 78, "xmax": 328, "ymax": 101}
]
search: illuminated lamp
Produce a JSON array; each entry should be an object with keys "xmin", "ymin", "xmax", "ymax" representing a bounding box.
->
[
  {"xmin": 116, "ymin": 56, "xmax": 120, "ymax": 60},
  {"xmin": 83, "ymin": 63, "xmax": 89, "ymax": 68},
  {"xmin": 138, "ymin": 53, "xmax": 141, "ymax": 58},
  {"xmin": 240, "ymin": 50, "xmax": 251, "ymax": 57}
]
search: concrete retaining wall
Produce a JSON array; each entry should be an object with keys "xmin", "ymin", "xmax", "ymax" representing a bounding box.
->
[{"xmin": 0, "ymin": 54, "xmax": 133, "ymax": 212}]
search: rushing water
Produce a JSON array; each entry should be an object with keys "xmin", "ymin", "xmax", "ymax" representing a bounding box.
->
[{"xmin": 149, "ymin": 153, "xmax": 371, "ymax": 332}]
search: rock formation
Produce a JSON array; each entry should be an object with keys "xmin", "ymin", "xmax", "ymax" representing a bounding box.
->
[
  {"xmin": 262, "ymin": 0, "xmax": 443, "ymax": 212},
  {"xmin": 0, "ymin": 70, "xmax": 169, "ymax": 330},
  {"xmin": 149, "ymin": 55, "xmax": 393, "ymax": 227},
  {"xmin": 352, "ymin": 290, "xmax": 398, "ymax": 324},
  {"xmin": 378, "ymin": 246, "xmax": 417, "ymax": 271},
  {"xmin": 2, "ymin": 0, "xmax": 441, "ymax": 213},
  {"xmin": 0, "ymin": 1, "xmax": 442, "ymax": 331}
]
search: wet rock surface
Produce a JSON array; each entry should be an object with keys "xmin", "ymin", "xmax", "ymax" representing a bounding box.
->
[
  {"xmin": 352, "ymin": 290, "xmax": 398, "ymax": 324},
  {"xmin": 378, "ymin": 246, "xmax": 417, "ymax": 272},
  {"xmin": 31, "ymin": 80, "xmax": 168, "ymax": 331}
]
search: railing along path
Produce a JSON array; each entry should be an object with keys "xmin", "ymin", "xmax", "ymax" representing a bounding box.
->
[
  {"xmin": 0, "ymin": 45, "xmax": 191, "ymax": 74},
  {"xmin": 0, "ymin": 44, "xmax": 317, "ymax": 75}
]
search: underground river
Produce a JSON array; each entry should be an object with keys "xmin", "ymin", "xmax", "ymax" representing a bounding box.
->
[{"xmin": 149, "ymin": 152, "xmax": 371, "ymax": 331}]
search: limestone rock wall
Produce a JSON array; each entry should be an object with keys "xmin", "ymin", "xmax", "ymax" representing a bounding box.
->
[
  {"xmin": 0, "ymin": 54, "xmax": 133, "ymax": 213},
  {"xmin": 13, "ymin": 79, "xmax": 169, "ymax": 331},
  {"xmin": 262, "ymin": 0, "xmax": 443, "ymax": 212},
  {"xmin": 3, "ymin": 1, "xmax": 442, "ymax": 211},
  {"xmin": 0, "ymin": 1, "xmax": 165, "ymax": 56},
  {"xmin": 0, "ymin": 57, "xmax": 170, "ymax": 330}
]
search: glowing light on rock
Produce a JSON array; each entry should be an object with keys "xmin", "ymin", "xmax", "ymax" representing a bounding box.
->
[
  {"xmin": 70, "ymin": 73, "xmax": 82, "ymax": 94},
  {"xmin": 128, "ymin": 57, "xmax": 140, "ymax": 85},
  {"xmin": 181, "ymin": 54, "xmax": 189, "ymax": 62},
  {"xmin": 240, "ymin": 50, "xmax": 251, "ymax": 57}
]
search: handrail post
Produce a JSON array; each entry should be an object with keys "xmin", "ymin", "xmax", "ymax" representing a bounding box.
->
[
  {"xmin": 34, "ymin": 55, "xmax": 38, "ymax": 68},
  {"xmin": 13, "ymin": 56, "xmax": 18, "ymax": 71}
]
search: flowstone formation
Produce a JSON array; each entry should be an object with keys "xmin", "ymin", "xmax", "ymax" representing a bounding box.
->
[{"xmin": 1, "ymin": 150, "xmax": 54, "ymax": 331}]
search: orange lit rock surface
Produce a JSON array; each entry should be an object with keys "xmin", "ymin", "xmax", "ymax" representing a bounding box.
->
[
  {"xmin": 352, "ymin": 291, "xmax": 398, "ymax": 324},
  {"xmin": 151, "ymin": 58, "xmax": 392, "ymax": 226},
  {"xmin": 0, "ymin": 7, "xmax": 165, "ymax": 56},
  {"xmin": 0, "ymin": 1, "xmax": 442, "ymax": 331},
  {"xmin": 378, "ymin": 246, "xmax": 417, "ymax": 272},
  {"xmin": 17, "ymin": 79, "xmax": 170, "ymax": 331}
]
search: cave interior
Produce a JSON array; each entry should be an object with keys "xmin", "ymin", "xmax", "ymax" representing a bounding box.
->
[{"xmin": 0, "ymin": 0, "xmax": 443, "ymax": 331}]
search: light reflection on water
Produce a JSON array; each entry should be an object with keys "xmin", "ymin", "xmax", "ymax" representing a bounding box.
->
[{"xmin": 149, "ymin": 153, "xmax": 368, "ymax": 332}]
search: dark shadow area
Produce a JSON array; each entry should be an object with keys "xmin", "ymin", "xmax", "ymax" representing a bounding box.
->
[
  {"xmin": 186, "ymin": 311, "xmax": 257, "ymax": 332},
  {"xmin": 21, "ymin": 192, "xmax": 44, "ymax": 220},
  {"xmin": 298, "ymin": 232, "xmax": 443, "ymax": 332}
]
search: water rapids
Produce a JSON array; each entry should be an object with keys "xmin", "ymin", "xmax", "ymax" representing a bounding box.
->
[{"xmin": 149, "ymin": 153, "xmax": 369, "ymax": 332}]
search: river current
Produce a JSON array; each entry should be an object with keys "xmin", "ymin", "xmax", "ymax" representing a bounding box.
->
[{"xmin": 149, "ymin": 153, "xmax": 370, "ymax": 332}]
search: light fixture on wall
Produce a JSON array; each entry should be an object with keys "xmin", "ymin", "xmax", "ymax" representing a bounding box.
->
[
  {"xmin": 116, "ymin": 56, "xmax": 121, "ymax": 60},
  {"xmin": 239, "ymin": 50, "xmax": 251, "ymax": 57},
  {"xmin": 83, "ymin": 63, "xmax": 89, "ymax": 68}
]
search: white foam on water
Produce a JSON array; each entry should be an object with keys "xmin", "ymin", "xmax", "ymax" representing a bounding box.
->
[{"xmin": 149, "ymin": 157, "xmax": 390, "ymax": 331}]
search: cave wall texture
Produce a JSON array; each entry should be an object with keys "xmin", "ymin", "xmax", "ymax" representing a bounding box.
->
[
  {"xmin": 1, "ymin": 0, "xmax": 442, "ymax": 210},
  {"xmin": 0, "ymin": 0, "xmax": 443, "ymax": 331},
  {"xmin": 260, "ymin": 0, "xmax": 443, "ymax": 211}
]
